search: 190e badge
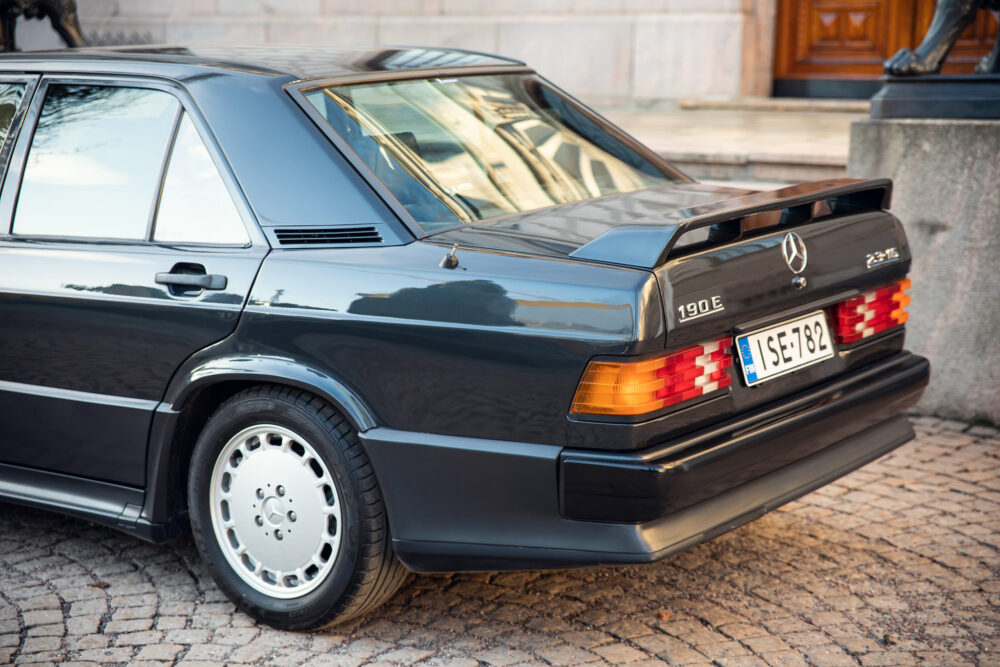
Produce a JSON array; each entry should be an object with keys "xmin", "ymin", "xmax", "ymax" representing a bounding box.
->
[{"xmin": 677, "ymin": 295, "xmax": 724, "ymax": 323}]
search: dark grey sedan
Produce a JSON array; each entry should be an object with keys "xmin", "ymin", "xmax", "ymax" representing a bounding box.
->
[{"xmin": 0, "ymin": 45, "xmax": 928, "ymax": 630}]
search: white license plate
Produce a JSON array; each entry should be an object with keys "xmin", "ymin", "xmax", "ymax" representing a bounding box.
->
[{"xmin": 736, "ymin": 311, "xmax": 834, "ymax": 386}]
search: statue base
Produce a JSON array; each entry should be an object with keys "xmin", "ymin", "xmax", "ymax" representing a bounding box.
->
[
  {"xmin": 870, "ymin": 75, "xmax": 1000, "ymax": 120},
  {"xmin": 848, "ymin": 117, "xmax": 1000, "ymax": 424}
]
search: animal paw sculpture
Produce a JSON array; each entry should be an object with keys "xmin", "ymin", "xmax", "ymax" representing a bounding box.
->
[{"xmin": 885, "ymin": 0, "xmax": 1000, "ymax": 75}]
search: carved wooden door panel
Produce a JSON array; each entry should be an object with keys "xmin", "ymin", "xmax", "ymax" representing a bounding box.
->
[
  {"xmin": 774, "ymin": 0, "xmax": 998, "ymax": 94},
  {"xmin": 775, "ymin": 0, "xmax": 914, "ymax": 79}
]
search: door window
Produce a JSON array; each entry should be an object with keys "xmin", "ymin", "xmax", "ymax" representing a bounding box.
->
[
  {"xmin": 153, "ymin": 112, "xmax": 248, "ymax": 245},
  {"xmin": 13, "ymin": 84, "xmax": 179, "ymax": 239}
]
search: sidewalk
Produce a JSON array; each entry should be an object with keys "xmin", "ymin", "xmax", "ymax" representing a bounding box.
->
[{"xmin": 599, "ymin": 104, "xmax": 867, "ymax": 185}]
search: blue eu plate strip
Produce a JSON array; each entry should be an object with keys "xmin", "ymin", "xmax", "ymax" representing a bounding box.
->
[{"xmin": 737, "ymin": 336, "xmax": 758, "ymax": 384}]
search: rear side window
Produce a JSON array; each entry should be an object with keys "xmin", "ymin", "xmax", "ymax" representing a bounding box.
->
[
  {"xmin": 13, "ymin": 84, "xmax": 179, "ymax": 239},
  {"xmin": 153, "ymin": 112, "xmax": 247, "ymax": 245}
]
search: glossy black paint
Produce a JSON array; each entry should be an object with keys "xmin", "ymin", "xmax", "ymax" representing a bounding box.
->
[
  {"xmin": 428, "ymin": 178, "xmax": 892, "ymax": 268},
  {"xmin": 232, "ymin": 240, "xmax": 665, "ymax": 449},
  {"xmin": 0, "ymin": 47, "xmax": 929, "ymax": 574}
]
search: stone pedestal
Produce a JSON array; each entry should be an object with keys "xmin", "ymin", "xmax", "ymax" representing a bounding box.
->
[
  {"xmin": 848, "ymin": 118, "xmax": 1000, "ymax": 424},
  {"xmin": 871, "ymin": 75, "xmax": 1000, "ymax": 120}
]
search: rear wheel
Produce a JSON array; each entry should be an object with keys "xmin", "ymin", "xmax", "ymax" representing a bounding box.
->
[{"xmin": 187, "ymin": 386, "xmax": 409, "ymax": 630}]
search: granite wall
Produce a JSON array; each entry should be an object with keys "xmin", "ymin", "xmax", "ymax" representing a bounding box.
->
[
  {"xmin": 17, "ymin": 0, "xmax": 761, "ymax": 106},
  {"xmin": 848, "ymin": 118, "xmax": 1000, "ymax": 425}
]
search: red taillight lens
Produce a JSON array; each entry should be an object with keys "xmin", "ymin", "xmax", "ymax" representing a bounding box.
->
[
  {"xmin": 832, "ymin": 278, "xmax": 911, "ymax": 344},
  {"xmin": 571, "ymin": 337, "xmax": 733, "ymax": 416}
]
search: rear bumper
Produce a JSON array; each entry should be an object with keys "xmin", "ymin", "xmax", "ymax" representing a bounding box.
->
[
  {"xmin": 561, "ymin": 350, "xmax": 929, "ymax": 523},
  {"xmin": 361, "ymin": 351, "xmax": 929, "ymax": 573}
]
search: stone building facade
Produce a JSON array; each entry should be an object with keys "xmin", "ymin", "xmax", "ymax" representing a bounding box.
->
[{"xmin": 18, "ymin": 0, "xmax": 778, "ymax": 106}]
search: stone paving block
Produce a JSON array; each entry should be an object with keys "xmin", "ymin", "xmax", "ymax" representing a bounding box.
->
[
  {"xmin": 162, "ymin": 628, "xmax": 214, "ymax": 644},
  {"xmin": 111, "ymin": 605, "xmax": 156, "ymax": 621},
  {"xmin": 73, "ymin": 647, "xmax": 140, "ymax": 663},
  {"xmin": 65, "ymin": 634, "xmax": 109, "ymax": 651},
  {"xmin": 591, "ymin": 641, "xmax": 650, "ymax": 663},
  {"xmin": 104, "ymin": 619, "xmax": 153, "ymax": 633},
  {"xmin": 20, "ymin": 635, "xmax": 61, "ymax": 653},
  {"xmin": 183, "ymin": 642, "xmax": 233, "ymax": 660},
  {"xmin": 18, "ymin": 593, "xmax": 60, "ymax": 610},
  {"xmin": 115, "ymin": 630, "xmax": 164, "ymax": 646},
  {"xmin": 372, "ymin": 647, "xmax": 436, "ymax": 664},
  {"xmin": 134, "ymin": 643, "xmax": 184, "ymax": 661},
  {"xmin": 26, "ymin": 622, "xmax": 64, "ymax": 637},
  {"xmin": 68, "ymin": 599, "xmax": 107, "ymax": 617}
]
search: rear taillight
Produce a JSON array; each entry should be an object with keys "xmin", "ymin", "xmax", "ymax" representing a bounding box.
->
[
  {"xmin": 571, "ymin": 337, "xmax": 733, "ymax": 416},
  {"xmin": 832, "ymin": 278, "xmax": 911, "ymax": 344}
]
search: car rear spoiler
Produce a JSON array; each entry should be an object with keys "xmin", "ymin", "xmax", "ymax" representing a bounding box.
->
[{"xmin": 570, "ymin": 178, "xmax": 893, "ymax": 269}]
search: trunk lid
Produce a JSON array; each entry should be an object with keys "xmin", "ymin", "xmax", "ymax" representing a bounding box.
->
[
  {"xmin": 426, "ymin": 181, "xmax": 753, "ymax": 262},
  {"xmin": 431, "ymin": 177, "xmax": 912, "ymax": 418}
]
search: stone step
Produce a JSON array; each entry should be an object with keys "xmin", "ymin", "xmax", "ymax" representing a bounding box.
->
[
  {"xmin": 600, "ymin": 106, "xmax": 860, "ymax": 185},
  {"xmin": 678, "ymin": 97, "xmax": 871, "ymax": 114},
  {"xmin": 660, "ymin": 151, "xmax": 847, "ymax": 183},
  {"xmin": 662, "ymin": 150, "xmax": 845, "ymax": 183}
]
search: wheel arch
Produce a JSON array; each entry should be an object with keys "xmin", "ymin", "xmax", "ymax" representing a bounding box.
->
[
  {"xmin": 166, "ymin": 355, "xmax": 378, "ymax": 431},
  {"xmin": 141, "ymin": 355, "xmax": 379, "ymax": 538}
]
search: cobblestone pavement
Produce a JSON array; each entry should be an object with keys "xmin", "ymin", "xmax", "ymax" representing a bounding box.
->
[{"xmin": 1, "ymin": 417, "xmax": 998, "ymax": 666}]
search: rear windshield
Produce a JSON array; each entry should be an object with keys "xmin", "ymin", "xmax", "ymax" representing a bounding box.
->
[{"xmin": 304, "ymin": 73, "xmax": 679, "ymax": 232}]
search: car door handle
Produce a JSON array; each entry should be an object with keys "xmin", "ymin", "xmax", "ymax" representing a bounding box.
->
[{"xmin": 155, "ymin": 272, "xmax": 228, "ymax": 291}]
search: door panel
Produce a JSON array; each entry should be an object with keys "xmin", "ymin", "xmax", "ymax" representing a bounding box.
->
[
  {"xmin": 0, "ymin": 78, "xmax": 267, "ymax": 487},
  {"xmin": 0, "ymin": 245, "xmax": 264, "ymax": 485}
]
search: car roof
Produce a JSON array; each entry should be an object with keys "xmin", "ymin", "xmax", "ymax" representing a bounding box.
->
[{"xmin": 0, "ymin": 44, "xmax": 526, "ymax": 81}]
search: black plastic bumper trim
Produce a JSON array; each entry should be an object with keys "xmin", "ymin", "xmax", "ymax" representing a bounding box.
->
[
  {"xmin": 560, "ymin": 352, "xmax": 928, "ymax": 522},
  {"xmin": 393, "ymin": 414, "xmax": 914, "ymax": 572}
]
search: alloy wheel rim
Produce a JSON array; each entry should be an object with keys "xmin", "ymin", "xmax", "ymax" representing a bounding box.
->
[{"xmin": 209, "ymin": 424, "xmax": 342, "ymax": 599}]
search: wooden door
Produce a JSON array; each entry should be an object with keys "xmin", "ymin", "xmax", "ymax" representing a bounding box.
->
[{"xmin": 774, "ymin": 0, "xmax": 998, "ymax": 94}]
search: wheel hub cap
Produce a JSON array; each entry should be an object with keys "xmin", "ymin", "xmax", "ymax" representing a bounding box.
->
[{"xmin": 209, "ymin": 424, "xmax": 342, "ymax": 599}]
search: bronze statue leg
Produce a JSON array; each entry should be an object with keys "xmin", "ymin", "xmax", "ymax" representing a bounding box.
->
[
  {"xmin": 975, "ymin": 11, "xmax": 1000, "ymax": 73},
  {"xmin": 885, "ymin": 0, "xmax": 980, "ymax": 75},
  {"xmin": 44, "ymin": 1, "xmax": 87, "ymax": 48},
  {"xmin": 0, "ymin": 7, "xmax": 18, "ymax": 52}
]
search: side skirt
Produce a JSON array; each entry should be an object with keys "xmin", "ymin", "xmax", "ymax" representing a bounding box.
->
[{"xmin": 0, "ymin": 462, "xmax": 169, "ymax": 541}]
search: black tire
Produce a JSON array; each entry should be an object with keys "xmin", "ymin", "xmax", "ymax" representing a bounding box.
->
[{"xmin": 187, "ymin": 385, "xmax": 410, "ymax": 630}]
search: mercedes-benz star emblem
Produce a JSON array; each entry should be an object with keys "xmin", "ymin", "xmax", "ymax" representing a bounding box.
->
[
  {"xmin": 262, "ymin": 497, "xmax": 285, "ymax": 525},
  {"xmin": 781, "ymin": 232, "xmax": 808, "ymax": 274}
]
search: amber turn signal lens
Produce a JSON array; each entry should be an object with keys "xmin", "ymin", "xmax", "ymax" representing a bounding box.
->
[{"xmin": 570, "ymin": 337, "xmax": 733, "ymax": 417}]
